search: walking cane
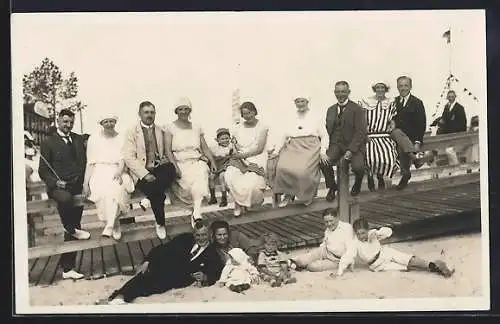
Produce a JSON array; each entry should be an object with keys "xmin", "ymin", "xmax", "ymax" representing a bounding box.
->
[{"xmin": 36, "ymin": 148, "xmax": 86, "ymax": 207}]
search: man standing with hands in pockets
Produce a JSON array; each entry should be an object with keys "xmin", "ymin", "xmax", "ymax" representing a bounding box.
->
[
  {"xmin": 38, "ymin": 109, "xmax": 90, "ymax": 280},
  {"xmin": 122, "ymin": 101, "xmax": 177, "ymax": 239}
]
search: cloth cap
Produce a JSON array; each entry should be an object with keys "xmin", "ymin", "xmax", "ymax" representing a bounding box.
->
[{"xmin": 216, "ymin": 128, "xmax": 230, "ymax": 138}]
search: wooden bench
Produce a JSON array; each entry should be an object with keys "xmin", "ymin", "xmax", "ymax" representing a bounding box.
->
[{"xmin": 25, "ymin": 131, "xmax": 480, "ymax": 259}]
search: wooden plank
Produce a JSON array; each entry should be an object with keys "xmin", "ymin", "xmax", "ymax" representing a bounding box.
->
[
  {"xmin": 232, "ymin": 223, "xmax": 261, "ymax": 240},
  {"xmin": 363, "ymin": 209, "xmax": 407, "ymax": 227},
  {"xmin": 29, "ymin": 256, "xmax": 49, "ymax": 285},
  {"xmin": 90, "ymin": 247, "xmax": 105, "ymax": 278},
  {"xmin": 361, "ymin": 201, "xmax": 431, "ymax": 222},
  {"xmin": 397, "ymin": 195, "xmax": 471, "ymax": 214},
  {"xmin": 36, "ymin": 254, "xmax": 61, "ymax": 285},
  {"xmin": 256, "ymin": 220, "xmax": 303, "ymax": 248},
  {"xmin": 127, "ymin": 241, "xmax": 145, "ymax": 269},
  {"xmin": 114, "ymin": 242, "xmax": 134, "ymax": 274},
  {"xmin": 265, "ymin": 218, "xmax": 311, "ymax": 246},
  {"xmin": 101, "ymin": 245, "xmax": 119, "ymax": 276},
  {"xmin": 283, "ymin": 214, "xmax": 325, "ymax": 235},
  {"xmin": 271, "ymin": 217, "xmax": 319, "ymax": 243}
]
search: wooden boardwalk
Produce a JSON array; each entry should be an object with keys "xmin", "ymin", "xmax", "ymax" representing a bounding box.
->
[{"xmin": 28, "ymin": 181, "xmax": 481, "ymax": 287}]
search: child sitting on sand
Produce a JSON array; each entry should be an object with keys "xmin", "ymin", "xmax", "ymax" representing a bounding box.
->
[
  {"xmin": 349, "ymin": 218, "xmax": 455, "ymax": 277},
  {"xmin": 218, "ymin": 248, "xmax": 260, "ymax": 293},
  {"xmin": 257, "ymin": 233, "xmax": 297, "ymax": 287},
  {"xmin": 207, "ymin": 128, "xmax": 234, "ymax": 207}
]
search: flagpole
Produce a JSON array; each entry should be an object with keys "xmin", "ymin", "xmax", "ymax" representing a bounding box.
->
[{"xmin": 448, "ymin": 26, "xmax": 452, "ymax": 81}]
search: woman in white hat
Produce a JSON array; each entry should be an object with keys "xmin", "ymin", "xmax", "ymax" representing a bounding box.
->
[
  {"xmin": 358, "ymin": 81, "xmax": 399, "ymax": 190},
  {"xmin": 271, "ymin": 95, "xmax": 330, "ymax": 207},
  {"xmin": 164, "ymin": 97, "xmax": 217, "ymax": 227},
  {"xmin": 82, "ymin": 113, "xmax": 134, "ymax": 239}
]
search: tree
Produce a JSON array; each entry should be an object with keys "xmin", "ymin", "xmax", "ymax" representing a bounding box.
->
[{"xmin": 22, "ymin": 58, "xmax": 86, "ymax": 124}]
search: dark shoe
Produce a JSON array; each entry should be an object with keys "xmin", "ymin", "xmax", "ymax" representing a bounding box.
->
[
  {"xmin": 396, "ymin": 174, "xmax": 411, "ymax": 190},
  {"xmin": 377, "ymin": 175, "xmax": 386, "ymax": 190},
  {"xmin": 326, "ymin": 188, "xmax": 336, "ymax": 202},
  {"xmin": 430, "ymin": 260, "xmax": 455, "ymax": 278},
  {"xmin": 367, "ymin": 175, "xmax": 375, "ymax": 192},
  {"xmin": 219, "ymin": 196, "xmax": 228, "ymax": 207},
  {"xmin": 207, "ymin": 197, "xmax": 218, "ymax": 205},
  {"xmin": 284, "ymin": 277, "xmax": 297, "ymax": 284},
  {"xmin": 350, "ymin": 177, "xmax": 363, "ymax": 196},
  {"xmin": 414, "ymin": 157, "xmax": 425, "ymax": 169}
]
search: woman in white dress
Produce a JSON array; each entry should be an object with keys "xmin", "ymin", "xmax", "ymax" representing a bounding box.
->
[
  {"xmin": 164, "ymin": 97, "xmax": 217, "ymax": 227},
  {"xmin": 224, "ymin": 102, "xmax": 269, "ymax": 217},
  {"xmin": 82, "ymin": 114, "xmax": 134, "ymax": 240},
  {"xmin": 272, "ymin": 96, "xmax": 329, "ymax": 207}
]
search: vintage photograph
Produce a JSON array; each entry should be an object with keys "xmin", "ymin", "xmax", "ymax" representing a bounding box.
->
[{"xmin": 12, "ymin": 10, "xmax": 489, "ymax": 313}]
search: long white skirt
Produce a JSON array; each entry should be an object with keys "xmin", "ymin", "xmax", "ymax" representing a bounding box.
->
[
  {"xmin": 170, "ymin": 159, "xmax": 210, "ymax": 205},
  {"xmin": 88, "ymin": 163, "xmax": 132, "ymax": 225},
  {"xmin": 224, "ymin": 165, "xmax": 267, "ymax": 207}
]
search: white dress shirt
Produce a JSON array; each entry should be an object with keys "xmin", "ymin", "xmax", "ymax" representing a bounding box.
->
[
  {"xmin": 320, "ymin": 220, "xmax": 357, "ymax": 276},
  {"xmin": 399, "ymin": 94, "xmax": 410, "ymax": 107},
  {"xmin": 190, "ymin": 243, "xmax": 208, "ymax": 261},
  {"xmin": 57, "ymin": 129, "xmax": 72, "ymax": 143},
  {"xmin": 355, "ymin": 227, "xmax": 393, "ymax": 264}
]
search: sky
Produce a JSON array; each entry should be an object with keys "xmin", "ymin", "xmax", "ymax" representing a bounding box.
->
[{"xmin": 11, "ymin": 10, "xmax": 487, "ymax": 147}]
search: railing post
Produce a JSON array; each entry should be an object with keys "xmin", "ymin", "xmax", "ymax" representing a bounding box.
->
[{"xmin": 337, "ymin": 158, "xmax": 350, "ymax": 223}]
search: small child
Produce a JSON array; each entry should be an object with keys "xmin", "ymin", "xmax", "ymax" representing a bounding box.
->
[
  {"xmin": 218, "ymin": 248, "xmax": 260, "ymax": 293},
  {"xmin": 208, "ymin": 128, "xmax": 234, "ymax": 207},
  {"xmin": 257, "ymin": 233, "xmax": 297, "ymax": 287},
  {"xmin": 351, "ymin": 218, "xmax": 455, "ymax": 277}
]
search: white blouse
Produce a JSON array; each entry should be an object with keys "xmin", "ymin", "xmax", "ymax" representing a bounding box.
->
[
  {"xmin": 274, "ymin": 110, "xmax": 329, "ymax": 155},
  {"xmin": 320, "ymin": 220, "xmax": 357, "ymax": 276},
  {"xmin": 355, "ymin": 227, "xmax": 393, "ymax": 264},
  {"xmin": 87, "ymin": 132, "xmax": 124, "ymax": 165}
]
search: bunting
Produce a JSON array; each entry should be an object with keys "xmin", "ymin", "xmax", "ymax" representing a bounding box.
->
[{"xmin": 431, "ymin": 74, "xmax": 479, "ymax": 119}]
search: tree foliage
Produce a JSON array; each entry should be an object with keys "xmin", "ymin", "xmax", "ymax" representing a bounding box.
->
[{"xmin": 22, "ymin": 58, "xmax": 86, "ymax": 121}]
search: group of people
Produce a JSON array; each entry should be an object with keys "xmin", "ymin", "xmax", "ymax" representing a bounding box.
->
[
  {"xmin": 34, "ymin": 75, "xmax": 468, "ymax": 280},
  {"xmin": 99, "ymin": 210, "xmax": 454, "ymax": 305}
]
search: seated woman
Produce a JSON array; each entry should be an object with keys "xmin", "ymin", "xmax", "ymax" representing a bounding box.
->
[
  {"xmin": 223, "ymin": 102, "xmax": 269, "ymax": 217},
  {"xmin": 350, "ymin": 218, "xmax": 454, "ymax": 277},
  {"xmin": 358, "ymin": 82, "xmax": 400, "ymax": 191},
  {"xmin": 290, "ymin": 208, "xmax": 356, "ymax": 275},
  {"xmin": 272, "ymin": 95, "xmax": 329, "ymax": 207},
  {"xmin": 103, "ymin": 220, "xmax": 224, "ymax": 305},
  {"xmin": 164, "ymin": 98, "xmax": 217, "ymax": 228},
  {"xmin": 82, "ymin": 114, "xmax": 134, "ymax": 240},
  {"xmin": 210, "ymin": 219, "xmax": 262, "ymax": 264}
]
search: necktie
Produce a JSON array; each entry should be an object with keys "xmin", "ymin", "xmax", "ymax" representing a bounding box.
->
[
  {"xmin": 63, "ymin": 136, "xmax": 72, "ymax": 146},
  {"xmin": 400, "ymin": 97, "xmax": 405, "ymax": 108},
  {"xmin": 63, "ymin": 135, "xmax": 77, "ymax": 159}
]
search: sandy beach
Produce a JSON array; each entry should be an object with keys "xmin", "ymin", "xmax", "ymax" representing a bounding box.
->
[{"xmin": 29, "ymin": 233, "xmax": 483, "ymax": 306}]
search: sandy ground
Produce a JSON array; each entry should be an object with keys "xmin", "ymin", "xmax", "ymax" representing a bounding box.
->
[{"xmin": 29, "ymin": 233, "xmax": 484, "ymax": 306}]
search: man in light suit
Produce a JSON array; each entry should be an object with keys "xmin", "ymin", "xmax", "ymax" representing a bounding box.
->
[{"xmin": 122, "ymin": 101, "xmax": 177, "ymax": 239}]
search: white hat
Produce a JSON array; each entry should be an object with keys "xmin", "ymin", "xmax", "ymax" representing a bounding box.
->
[
  {"xmin": 371, "ymin": 81, "xmax": 391, "ymax": 91},
  {"xmin": 175, "ymin": 97, "xmax": 192, "ymax": 110},
  {"xmin": 97, "ymin": 113, "xmax": 118, "ymax": 124}
]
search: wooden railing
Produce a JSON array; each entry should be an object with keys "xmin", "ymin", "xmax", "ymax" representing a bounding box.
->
[
  {"xmin": 25, "ymin": 131, "xmax": 480, "ymax": 259},
  {"xmin": 336, "ymin": 130, "xmax": 480, "ymax": 224}
]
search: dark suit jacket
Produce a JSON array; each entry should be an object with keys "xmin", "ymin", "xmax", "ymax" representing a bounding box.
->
[
  {"xmin": 144, "ymin": 232, "xmax": 224, "ymax": 287},
  {"xmin": 38, "ymin": 132, "xmax": 87, "ymax": 193},
  {"xmin": 392, "ymin": 94, "xmax": 427, "ymax": 144},
  {"xmin": 439, "ymin": 102, "xmax": 467, "ymax": 134},
  {"xmin": 327, "ymin": 100, "xmax": 367, "ymax": 155}
]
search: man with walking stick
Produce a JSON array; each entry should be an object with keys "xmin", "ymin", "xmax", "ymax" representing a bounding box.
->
[{"xmin": 38, "ymin": 109, "xmax": 90, "ymax": 280}]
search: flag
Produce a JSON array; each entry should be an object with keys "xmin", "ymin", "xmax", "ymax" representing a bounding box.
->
[{"xmin": 442, "ymin": 29, "xmax": 451, "ymax": 43}]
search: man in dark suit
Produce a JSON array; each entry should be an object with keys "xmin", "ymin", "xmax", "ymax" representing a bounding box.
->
[
  {"xmin": 38, "ymin": 109, "xmax": 90, "ymax": 280},
  {"xmin": 327, "ymin": 81, "xmax": 368, "ymax": 196},
  {"xmin": 437, "ymin": 90, "xmax": 467, "ymax": 165},
  {"xmin": 391, "ymin": 76, "xmax": 427, "ymax": 190},
  {"xmin": 106, "ymin": 220, "xmax": 224, "ymax": 304}
]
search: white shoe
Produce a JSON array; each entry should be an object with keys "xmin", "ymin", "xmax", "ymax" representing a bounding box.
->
[
  {"xmin": 108, "ymin": 298, "xmax": 126, "ymax": 305},
  {"xmin": 62, "ymin": 269, "xmax": 84, "ymax": 280},
  {"xmin": 72, "ymin": 229, "xmax": 91, "ymax": 240},
  {"xmin": 155, "ymin": 224, "xmax": 166, "ymax": 240},
  {"xmin": 278, "ymin": 195, "xmax": 292, "ymax": 208},
  {"xmin": 233, "ymin": 204, "xmax": 242, "ymax": 217},
  {"xmin": 191, "ymin": 208, "xmax": 202, "ymax": 228},
  {"xmin": 102, "ymin": 227, "xmax": 113, "ymax": 238},
  {"xmin": 112, "ymin": 226, "xmax": 122, "ymax": 240}
]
